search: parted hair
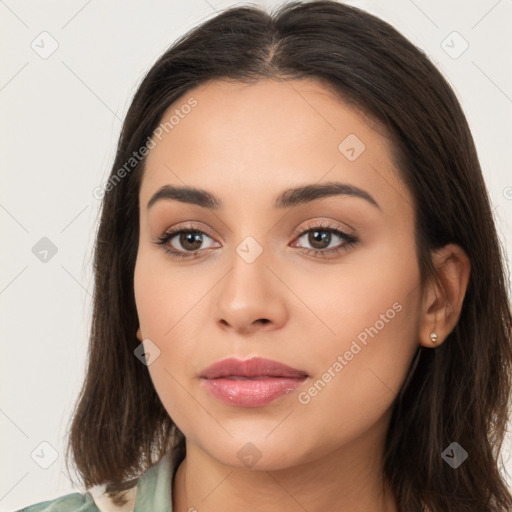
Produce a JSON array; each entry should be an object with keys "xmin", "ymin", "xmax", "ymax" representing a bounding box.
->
[{"xmin": 65, "ymin": 2, "xmax": 512, "ymax": 510}]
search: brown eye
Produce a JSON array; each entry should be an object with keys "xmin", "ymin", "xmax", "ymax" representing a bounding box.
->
[
  {"xmin": 175, "ymin": 231, "xmax": 205, "ymax": 251},
  {"xmin": 167, "ymin": 230, "xmax": 217, "ymax": 253},
  {"xmin": 154, "ymin": 224, "xmax": 221, "ymax": 259},
  {"xmin": 291, "ymin": 222, "xmax": 359, "ymax": 259},
  {"xmin": 307, "ymin": 230, "xmax": 332, "ymax": 250},
  {"xmin": 155, "ymin": 222, "xmax": 357, "ymax": 261},
  {"xmin": 296, "ymin": 228, "xmax": 350, "ymax": 251}
]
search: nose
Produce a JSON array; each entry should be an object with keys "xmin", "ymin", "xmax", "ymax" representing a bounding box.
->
[{"xmin": 213, "ymin": 247, "xmax": 288, "ymax": 336}]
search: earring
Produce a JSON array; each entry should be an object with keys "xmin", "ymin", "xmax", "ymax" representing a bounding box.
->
[
  {"xmin": 136, "ymin": 327, "xmax": 143, "ymax": 342},
  {"xmin": 430, "ymin": 331, "xmax": 438, "ymax": 344}
]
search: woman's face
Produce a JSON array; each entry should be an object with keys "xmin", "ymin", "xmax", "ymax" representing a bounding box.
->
[{"xmin": 134, "ymin": 78, "xmax": 423, "ymax": 470}]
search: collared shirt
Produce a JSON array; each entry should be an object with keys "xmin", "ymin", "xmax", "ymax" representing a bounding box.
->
[{"xmin": 15, "ymin": 452, "xmax": 176, "ymax": 512}]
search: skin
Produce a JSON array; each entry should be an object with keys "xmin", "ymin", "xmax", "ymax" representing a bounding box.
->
[{"xmin": 133, "ymin": 78, "xmax": 470, "ymax": 512}]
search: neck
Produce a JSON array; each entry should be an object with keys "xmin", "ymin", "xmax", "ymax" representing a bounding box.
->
[{"xmin": 172, "ymin": 415, "xmax": 398, "ymax": 512}]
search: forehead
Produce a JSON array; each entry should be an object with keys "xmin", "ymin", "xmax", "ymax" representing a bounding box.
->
[{"xmin": 140, "ymin": 78, "xmax": 412, "ymax": 217}]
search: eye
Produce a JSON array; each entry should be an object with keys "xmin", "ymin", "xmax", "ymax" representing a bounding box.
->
[
  {"xmin": 153, "ymin": 220, "xmax": 358, "ymax": 260},
  {"xmin": 291, "ymin": 221, "xmax": 358, "ymax": 258},
  {"xmin": 153, "ymin": 226, "xmax": 219, "ymax": 259}
]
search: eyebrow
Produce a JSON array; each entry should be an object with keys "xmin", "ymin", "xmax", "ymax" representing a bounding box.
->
[{"xmin": 147, "ymin": 181, "xmax": 381, "ymax": 211}]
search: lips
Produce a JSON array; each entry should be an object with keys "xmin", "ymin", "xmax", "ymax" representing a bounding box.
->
[
  {"xmin": 199, "ymin": 357, "xmax": 309, "ymax": 380},
  {"xmin": 199, "ymin": 357, "xmax": 309, "ymax": 407}
]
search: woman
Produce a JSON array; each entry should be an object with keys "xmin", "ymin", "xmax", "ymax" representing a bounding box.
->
[{"xmin": 16, "ymin": 1, "xmax": 512, "ymax": 511}]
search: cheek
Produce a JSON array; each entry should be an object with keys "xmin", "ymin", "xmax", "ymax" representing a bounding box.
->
[
  {"xmin": 294, "ymin": 306, "xmax": 418, "ymax": 453},
  {"xmin": 291, "ymin": 254, "xmax": 422, "ymax": 441},
  {"xmin": 134, "ymin": 247, "xmax": 204, "ymax": 338},
  {"xmin": 133, "ymin": 251, "xmax": 211, "ymax": 426}
]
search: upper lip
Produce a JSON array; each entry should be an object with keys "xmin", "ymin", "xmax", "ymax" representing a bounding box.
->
[{"xmin": 199, "ymin": 357, "xmax": 309, "ymax": 379}]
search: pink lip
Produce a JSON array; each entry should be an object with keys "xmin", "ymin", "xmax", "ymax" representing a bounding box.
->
[{"xmin": 199, "ymin": 357, "xmax": 309, "ymax": 407}]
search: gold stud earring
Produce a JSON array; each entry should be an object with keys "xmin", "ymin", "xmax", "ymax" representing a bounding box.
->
[{"xmin": 430, "ymin": 332, "xmax": 438, "ymax": 344}]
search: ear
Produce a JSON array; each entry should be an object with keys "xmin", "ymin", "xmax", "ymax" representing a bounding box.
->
[
  {"xmin": 419, "ymin": 243, "xmax": 471, "ymax": 348},
  {"xmin": 136, "ymin": 327, "xmax": 143, "ymax": 342}
]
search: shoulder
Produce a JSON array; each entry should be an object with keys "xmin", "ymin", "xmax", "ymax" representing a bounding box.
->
[
  {"xmin": 15, "ymin": 486, "xmax": 138, "ymax": 512},
  {"xmin": 15, "ymin": 452, "xmax": 176, "ymax": 512},
  {"xmin": 14, "ymin": 491, "xmax": 100, "ymax": 512}
]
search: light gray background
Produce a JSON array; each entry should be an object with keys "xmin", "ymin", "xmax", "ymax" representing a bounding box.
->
[{"xmin": 1, "ymin": 1, "xmax": 511, "ymax": 510}]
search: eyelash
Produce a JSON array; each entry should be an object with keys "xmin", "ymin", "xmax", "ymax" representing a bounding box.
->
[{"xmin": 153, "ymin": 221, "xmax": 358, "ymax": 260}]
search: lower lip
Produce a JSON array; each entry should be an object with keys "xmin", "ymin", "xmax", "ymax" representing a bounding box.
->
[{"xmin": 201, "ymin": 376, "xmax": 307, "ymax": 407}]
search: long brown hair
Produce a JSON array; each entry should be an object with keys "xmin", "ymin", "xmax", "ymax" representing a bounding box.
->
[{"xmin": 65, "ymin": 2, "xmax": 512, "ymax": 510}]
